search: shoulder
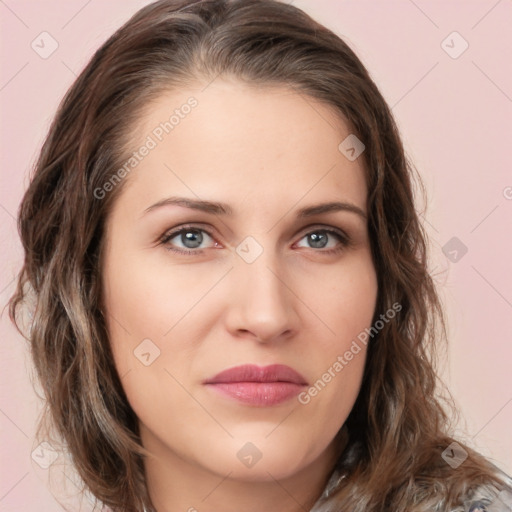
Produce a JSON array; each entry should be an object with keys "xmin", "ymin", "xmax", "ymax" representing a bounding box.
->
[
  {"xmin": 314, "ymin": 458, "xmax": 512, "ymax": 512},
  {"xmin": 448, "ymin": 466, "xmax": 512, "ymax": 512},
  {"xmin": 453, "ymin": 485, "xmax": 512, "ymax": 512}
]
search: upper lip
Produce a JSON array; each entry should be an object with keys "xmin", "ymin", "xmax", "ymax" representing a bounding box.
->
[{"xmin": 203, "ymin": 364, "xmax": 308, "ymax": 385}]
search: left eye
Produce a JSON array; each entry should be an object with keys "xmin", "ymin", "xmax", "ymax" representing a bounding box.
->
[
  {"xmin": 295, "ymin": 229, "xmax": 347, "ymax": 250},
  {"xmin": 160, "ymin": 226, "xmax": 348, "ymax": 255},
  {"xmin": 161, "ymin": 227, "xmax": 216, "ymax": 253}
]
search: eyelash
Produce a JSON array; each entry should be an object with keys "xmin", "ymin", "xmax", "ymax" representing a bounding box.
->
[{"xmin": 159, "ymin": 224, "xmax": 351, "ymax": 256}]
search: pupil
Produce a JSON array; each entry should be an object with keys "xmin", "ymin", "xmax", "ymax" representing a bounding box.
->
[
  {"xmin": 182, "ymin": 230, "xmax": 203, "ymax": 249},
  {"xmin": 309, "ymin": 232, "xmax": 327, "ymax": 248}
]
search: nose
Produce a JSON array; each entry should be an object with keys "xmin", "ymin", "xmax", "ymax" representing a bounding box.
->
[{"xmin": 223, "ymin": 247, "xmax": 298, "ymax": 343}]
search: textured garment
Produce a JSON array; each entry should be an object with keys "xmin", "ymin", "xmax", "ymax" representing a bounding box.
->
[
  {"xmin": 311, "ymin": 464, "xmax": 512, "ymax": 512},
  {"xmin": 138, "ymin": 471, "xmax": 512, "ymax": 511},
  {"xmin": 137, "ymin": 463, "xmax": 512, "ymax": 512}
]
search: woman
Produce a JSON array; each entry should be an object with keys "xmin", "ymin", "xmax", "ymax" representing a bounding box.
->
[{"xmin": 8, "ymin": 0, "xmax": 512, "ymax": 511}]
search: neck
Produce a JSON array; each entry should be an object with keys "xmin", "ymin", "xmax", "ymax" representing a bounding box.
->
[{"xmin": 142, "ymin": 426, "xmax": 349, "ymax": 512}]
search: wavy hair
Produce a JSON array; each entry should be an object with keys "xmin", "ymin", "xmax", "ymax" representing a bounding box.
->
[{"xmin": 7, "ymin": 0, "xmax": 509, "ymax": 510}]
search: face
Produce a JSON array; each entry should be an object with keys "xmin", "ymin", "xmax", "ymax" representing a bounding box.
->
[{"xmin": 101, "ymin": 77, "xmax": 378, "ymax": 483}]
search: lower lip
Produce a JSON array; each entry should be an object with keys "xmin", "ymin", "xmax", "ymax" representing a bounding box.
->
[{"xmin": 204, "ymin": 382, "xmax": 305, "ymax": 406}]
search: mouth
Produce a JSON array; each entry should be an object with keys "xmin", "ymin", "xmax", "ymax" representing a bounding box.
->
[{"xmin": 203, "ymin": 364, "xmax": 308, "ymax": 407}]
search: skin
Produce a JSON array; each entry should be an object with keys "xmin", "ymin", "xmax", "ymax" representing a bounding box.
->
[{"xmin": 101, "ymin": 77, "xmax": 378, "ymax": 512}]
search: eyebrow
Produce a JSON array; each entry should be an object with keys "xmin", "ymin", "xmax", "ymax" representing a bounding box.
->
[{"xmin": 142, "ymin": 196, "xmax": 367, "ymax": 220}]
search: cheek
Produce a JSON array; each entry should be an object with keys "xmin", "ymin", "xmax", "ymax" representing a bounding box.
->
[
  {"xmin": 311, "ymin": 250, "xmax": 378, "ymax": 348},
  {"xmin": 102, "ymin": 247, "xmax": 219, "ymax": 343},
  {"xmin": 101, "ymin": 247, "xmax": 231, "ymax": 399},
  {"xmin": 101, "ymin": 253, "xmax": 200, "ymax": 426},
  {"xmin": 297, "ymin": 251, "xmax": 376, "ymax": 415}
]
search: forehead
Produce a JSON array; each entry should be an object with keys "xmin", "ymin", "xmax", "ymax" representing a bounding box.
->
[{"xmin": 112, "ymin": 78, "xmax": 367, "ymax": 217}]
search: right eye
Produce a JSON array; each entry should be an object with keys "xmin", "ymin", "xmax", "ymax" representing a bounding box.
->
[{"xmin": 160, "ymin": 225, "xmax": 219, "ymax": 255}]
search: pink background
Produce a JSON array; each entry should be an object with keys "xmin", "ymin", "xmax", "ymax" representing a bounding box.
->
[{"xmin": 1, "ymin": 1, "xmax": 511, "ymax": 510}]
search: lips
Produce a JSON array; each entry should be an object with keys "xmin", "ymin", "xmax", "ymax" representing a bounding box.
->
[
  {"xmin": 203, "ymin": 364, "xmax": 308, "ymax": 406},
  {"xmin": 204, "ymin": 364, "xmax": 308, "ymax": 385}
]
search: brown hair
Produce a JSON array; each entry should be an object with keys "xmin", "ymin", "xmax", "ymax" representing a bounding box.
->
[{"xmin": 7, "ymin": 0, "xmax": 510, "ymax": 511}]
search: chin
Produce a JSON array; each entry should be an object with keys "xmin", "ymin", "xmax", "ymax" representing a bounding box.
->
[
  {"xmin": 199, "ymin": 438, "xmax": 317, "ymax": 483},
  {"xmin": 216, "ymin": 457, "xmax": 306, "ymax": 483}
]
